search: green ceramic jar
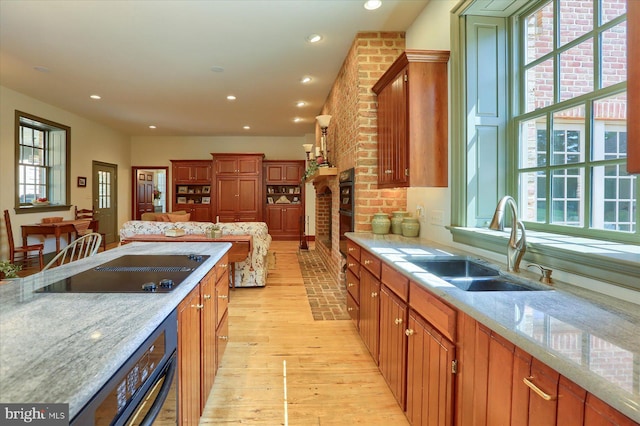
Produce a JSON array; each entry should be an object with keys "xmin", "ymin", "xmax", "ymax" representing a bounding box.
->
[
  {"xmin": 371, "ymin": 213, "xmax": 391, "ymax": 234},
  {"xmin": 390, "ymin": 211, "xmax": 409, "ymax": 234},
  {"xmin": 401, "ymin": 217, "xmax": 420, "ymax": 237}
]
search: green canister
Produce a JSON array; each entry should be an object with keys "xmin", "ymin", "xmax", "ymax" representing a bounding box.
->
[
  {"xmin": 390, "ymin": 211, "xmax": 409, "ymax": 234},
  {"xmin": 371, "ymin": 213, "xmax": 391, "ymax": 234},
  {"xmin": 401, "ymin": 217, "xmax": 420, "ymax": 237}
]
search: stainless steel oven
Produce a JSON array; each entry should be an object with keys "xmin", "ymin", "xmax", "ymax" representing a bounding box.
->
[
  {"xmin": 72, "ymin": 311, "xmax": 178, "ymax": 426},
  {"xmin": 339, "ymin": 168, "xmax": 354, "ymax": 257}
]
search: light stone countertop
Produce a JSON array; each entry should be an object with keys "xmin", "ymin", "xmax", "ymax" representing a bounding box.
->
[
  {"xmin": 0, "ymin": 241, "xmax": 230, "ymax": 420},
  {"xmin": 346, "ymin": 232, "xmax": 640, "ymax": 423}
]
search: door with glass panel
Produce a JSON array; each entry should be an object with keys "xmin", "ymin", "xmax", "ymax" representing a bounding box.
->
[{"xmin": 93, "ymin": 161, "xmax": 117, "ymax": 245}]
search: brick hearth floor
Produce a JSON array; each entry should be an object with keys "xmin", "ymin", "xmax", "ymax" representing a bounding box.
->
[{"xmin": 297, "ymin": 248, "xmax": 350, "ymax": 321}]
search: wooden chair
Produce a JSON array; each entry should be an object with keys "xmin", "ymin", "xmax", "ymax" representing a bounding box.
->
[
  {"xmin": 42, "ymin": 232, "xmax": 102, "ymax": 271},
  {"xmin": 3, "ymin": 209, "xmax": 44, "ymax": 271},
  {"xmin": 74, "ymin": 206, "xmax": 107, "ymax": 251}
]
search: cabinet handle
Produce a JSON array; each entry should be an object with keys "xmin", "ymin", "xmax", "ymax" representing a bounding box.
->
[
  {"xmin": 192, "ymin": 304, "xmax": 204, "ymax": 310},
  {"xmin": 394, "ymin": 318, "xmax": 403, "ymax": 325},
  {"xmin": 364, "ymin": 260, "xmax": 372, "ymax": 265},
  {"xmin": 203, "ymin": 294, "xmax": 211, "ymax": 300},
  {"xmin": 523, "ymin": 377, "xmax": 556, "ymax": 401},
  {"xmin": 371, "ymin": 292, "xmax": 378, "ymax": 298},
  {"xmin": 347, "ymin": 282, "xmax": 354, "ymax": 287},
  {"xmin": 218, "ymin": 335, "xmax": 229, "ymax": 341},
  {"xmin": 385, "ymin": 169, "xmax": 393, "ymax": 174},
  {"xmin": 347, "ymin": 307, "xmax": 353, "ymax": 312},
  {"xmin": 348, "ymin": 263, "xmax": 356, "ymax": 268},
  {"xmin": 405, "ymin": 329, "xmax": 414, "ymax": 336},
  {"xmin": 219, "ymin": 263, "xmax": 228, "ymax": 268},
  {"xmin": 348, "ymin": 247, "xmax": 354, "ymax": 252},
  {"xmin": 218, "ymin": 294, "xmax": 228, "ymax": 300}
]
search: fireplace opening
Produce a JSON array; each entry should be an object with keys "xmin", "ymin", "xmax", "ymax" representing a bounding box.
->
[{"xmin": 316, "ymin": 186, "xmax": 332, "ymax": 251}]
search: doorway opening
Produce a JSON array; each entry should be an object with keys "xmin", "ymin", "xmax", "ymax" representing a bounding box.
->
[{"xmin": 132, "ymin": 166, "xmax": 168, "ymax": 220}]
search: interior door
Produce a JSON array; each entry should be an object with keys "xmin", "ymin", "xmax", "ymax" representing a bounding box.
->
[
  {"xmin": 136, "ymin": 171, "xmax": 154, "ymax": 219},
  {"xmin": 93, "ymin": 161, "xmax": 117, "ymax": 245}
]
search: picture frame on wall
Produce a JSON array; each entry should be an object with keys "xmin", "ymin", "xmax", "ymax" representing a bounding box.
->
[
  {"xmin": 177, "ymin": 186, "xmax": 188, "ymax": 194},
  {"xmin": 146, "ymin": 174, "xmax": 153, "ymax": 181},
  {"xmin": 77, "ymin": 176, "xmax": 87, "ymax": 187}
]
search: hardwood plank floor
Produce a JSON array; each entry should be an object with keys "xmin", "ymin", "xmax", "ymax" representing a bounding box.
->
[{"xmin": 201, "ymin": 241, "xmax": 409, "ymax": 425}]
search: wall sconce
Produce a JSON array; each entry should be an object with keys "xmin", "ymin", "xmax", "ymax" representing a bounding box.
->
[{"xmin": 315, "ymin": 114, "xmax": 332, "ymax": 166}]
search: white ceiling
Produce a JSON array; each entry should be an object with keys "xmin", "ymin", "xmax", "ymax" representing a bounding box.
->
[{"xmin": 0, "ymin": 0, "xmax": 429, "ymax": 137}]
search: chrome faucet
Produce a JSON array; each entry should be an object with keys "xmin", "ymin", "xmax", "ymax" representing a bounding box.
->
[{"xmin": 489, "ymin": 196, "xmax": 526, "ymax": 272}]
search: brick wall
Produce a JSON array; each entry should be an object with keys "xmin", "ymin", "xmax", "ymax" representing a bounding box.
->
[{"xmin": 314, "ymin": 32, "xmax": 407, "ymax": 280}]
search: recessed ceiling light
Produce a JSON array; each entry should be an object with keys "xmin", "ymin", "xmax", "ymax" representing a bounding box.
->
[
  {"xmin": 301, "ymin": 76, "xmax": 312, "ymax": 84},
  {"xmin": 364, "ymin": 0, "xmax": 382, "ymax": 10},
  {"xmin": 293, "ymin": 117, "xmax": 303, "ymax": 123},
  {"xmin": 90, "ymin": 94, "xmax": 101, "ymax": 100},
  {"xmin": 211, "ymin": 66, "xmax": 224, "ymax": 73},
  {"xmin": 227, "ymin": 95, "xmax": 236, "ymax": 101},
  {"xmin": 149, "ymin": 125, "xmax": 156, "ymax": 129},
  {"xmin": 306, "ymin": 34, "xmax": 322, "ymax": 43},
  {"xmin": 33, "ymin": 66, "xmax": 50, "ymax": 73},
  {"xmin": 296, "ymin": 101, "xmax": 306, "ymax": 107},
  {"xmin": 243, "ymin": 125, "xmax": 251, "ymax": 130}
]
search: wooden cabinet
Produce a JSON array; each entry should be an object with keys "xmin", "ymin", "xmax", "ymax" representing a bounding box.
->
[
  {"xmin": 345, "ymin": 240, "xmax": 361, "ymax": 329},
  {"xmin": 212, "ymin": 154, "xmax": 263, "ymax": 222},
  {"xmin": 265, "ymin": 204, "xmax": 302, "ymax": 239},
  {"xmin": 177, "ymin": 285, "xmax": 202, "ymax": 426},
  {"xmin": 264, "ymin": 160, "xmax": 304, "ymax": 240},
  {"xmin": 628, "ymin": 0, "xmax": 639, "ymax": 174},
  {"xmin": 359, "ymin": 267, "xmax": 381, "ymax": 363},
  {"xmin": 171, "ymin": 160, "xmax": 212, "ymax": 222},
  {"xmin": 372, "ymin": 50, "xmax": 450, "ymax": 188},
  {"xmin": 379, "ymin": 285, "xmax": 408, "ymax": 409},
  {"xmin": 264, "ymin": 161, "xmax": 303, "ymax": 183},
  {"xmin": 405, "ymin": 310, "xmax": 456, "ymax": 426},
  {"xmin": 177, "ymin": 255, "xmax": 230, "ymax": 425}
]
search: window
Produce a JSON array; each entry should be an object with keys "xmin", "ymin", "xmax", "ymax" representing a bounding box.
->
[
  {"xmin": 15, "ymin": 111, "xmax": 70, "ymax": 210},
  {"xmin": 515, "ymin": 0, "xmax": 636, "ymax": 241}
]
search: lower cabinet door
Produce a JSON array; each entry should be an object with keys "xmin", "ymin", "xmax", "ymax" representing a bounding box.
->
[
  {"xmin": 216, "ymin": 311, "xmax": 229, "ymax": 373},
  {"xmin": 359, "ymin": 268, "xmax": 380, "ymax": 362},
  {"xmin": 379, "ymin": 286, "xmax": 408, "ymax": 409},
  {"xmin": 177, "ymin": 286, "xmax": 201, "ymax": 425},
  {"xmin": 405, "ymin": 311, "xmax": 455, "ymax": 426}
]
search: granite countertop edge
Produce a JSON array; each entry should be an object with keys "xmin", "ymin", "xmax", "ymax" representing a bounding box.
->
[
  {"xmin": 345, "ymin": 232, "xmax": 640, "ymax": 423},
  {"xmin": 0, "ymin": 241, "xmax": 231, "ymax": 419}
]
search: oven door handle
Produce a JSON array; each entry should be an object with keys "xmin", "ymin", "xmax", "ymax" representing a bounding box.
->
[{"xmin": 137, "ymin": 352, "xmax": 177, "ymax": 426}]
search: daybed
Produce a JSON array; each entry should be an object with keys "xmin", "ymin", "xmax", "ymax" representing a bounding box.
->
[{"xmin": 119, "ymin": 220, "xmax": 271, "ymax": 287}]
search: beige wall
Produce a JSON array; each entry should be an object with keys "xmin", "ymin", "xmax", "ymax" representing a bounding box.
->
[{"xmin": 0, "ymin": 85, "xmax": 131, "ymax": 258}]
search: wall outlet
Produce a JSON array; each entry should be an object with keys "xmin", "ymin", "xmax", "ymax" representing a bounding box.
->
[
  {"xmin": 415, "ymin": 205, "xmax": 425, "ymax": 219},
  {"xmin": 430, "ymin": 209, "xmax": 444, "ymax": 226}
]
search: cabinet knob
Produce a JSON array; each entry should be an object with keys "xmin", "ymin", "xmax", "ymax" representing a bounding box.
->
[
  {"xmin": 347, "ymin": 307, "xmax": 353, "ymax": 312},
  {"xmin": 348, "ymin": 247, "xmax": 354, "ymax": 252},
  {"xmin": 364, "ymin": 260, "xmax": 372, "ymax": 265},
  {"xmin": 394, "ymin": 318, "xmax": 403, "ymax": 325},
  {"xmin": 348, "ymin": 263, "xmax": 356, "ymax": 268},
  {"xmin": 347, "ymin": 282, "xmax": 354, "ymax": 287},
  {"xmin": 203, "ymin": 294, "xmax": 211, "ymax": 300},
  {"xmin": 218, "ymin": 335, "xmax": 229, "ymax": 341},
  {"xmin": 371, "ymin": 292, "xmax": 378, "ymax": 298},
  {"xmin": 219, "ymin": 263, "xmax": 228, "ymax": 268},
  {"xmin": 192, "ymin": 304, "xmax": 204, "ymax": 310},
  {"xmin": 218, "ymin": 294, "xmax": 228, "ymax": 300},
  {"xmin": 385, "ymin": 169, "xmax": 393, "ymax": 174},
  {"xmin": 405, "ymin": 328, "xmax": 414, "ymax": 336}
]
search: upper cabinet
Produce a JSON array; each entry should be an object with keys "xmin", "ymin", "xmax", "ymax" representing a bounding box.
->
[
  {"xmin": 173, "ymin": 160, "xmax": 212, "ymax": 184},
  {"xmin": 373, "ymin": 50, "xmax": 450, "ymax": 188},
  {"xmin": 213, "ymin": 154, "xmax": 262, "ymax": 176},
  {"xmin": 628, "ymin": 1, "xmax": 639, "ymax": 174},
  {"xmin": 264, "ymin": 161, "xmax": 303, "ymax": 184}
]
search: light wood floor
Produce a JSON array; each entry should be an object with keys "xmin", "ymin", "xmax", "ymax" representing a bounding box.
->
[{"xmin": 200, "ymin": 240, "xmax": 409, "ymax": 425}]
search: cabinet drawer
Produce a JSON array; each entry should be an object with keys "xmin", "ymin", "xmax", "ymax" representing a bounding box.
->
[
  {"xmin": 215, "ymin": 270, "xmax": 229, "ymax": 327},
  {"xmin": 346, "ymin": 269, "xmax": 360, "ymax": 304},
  {"xmin": 361, "ymin": 250, "xmax": 381, "ymax": 278},
  {"xmin": 409, "ymin": 281, "xmax": 456, "ymax": 342},
  {"xmin": 346, "ymin": 240, "xmax": 361, "ymax": 262},
  {"xmin": 381, "ymin": 262, "xmax": 408, "ymax": 302},
  {"xmin": 346, "ymin": 292, "xmax": 359, "ymax": 329},
  {"xmin": 346, "ymin": 255, "xmax": 360, "ymax": 277}
]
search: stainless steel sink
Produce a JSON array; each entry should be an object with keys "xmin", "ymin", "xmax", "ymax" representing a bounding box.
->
[
  {"xmin": 407, "ymin": 257, "xmax": 548, "ymax": 291},
  {"xmin": 408, "ymin": 258, "xmax": 500, "ymax": 278},
  {"xmin": 445, "ymin": 277, "xmax": 542, "ymax": 292}
]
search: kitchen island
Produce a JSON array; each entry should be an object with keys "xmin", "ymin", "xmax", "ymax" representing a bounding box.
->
[
  {"xmin": 0, "ymin": 241, "xmax": 230, "ymax": 422},
  {"xmin": 346, "ymin": 232, "xmax": 640, "ymax": 424}
]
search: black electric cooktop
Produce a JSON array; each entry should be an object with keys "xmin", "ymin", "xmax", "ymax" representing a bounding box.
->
[{"xmin": 36, "ymin": 254, "xmax": 210, "ymax": 293}]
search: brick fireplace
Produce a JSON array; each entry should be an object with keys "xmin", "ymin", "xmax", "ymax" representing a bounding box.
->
[{"xmin": 311, "ymin": 32, "xmax": 409, "ymax": 283}]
